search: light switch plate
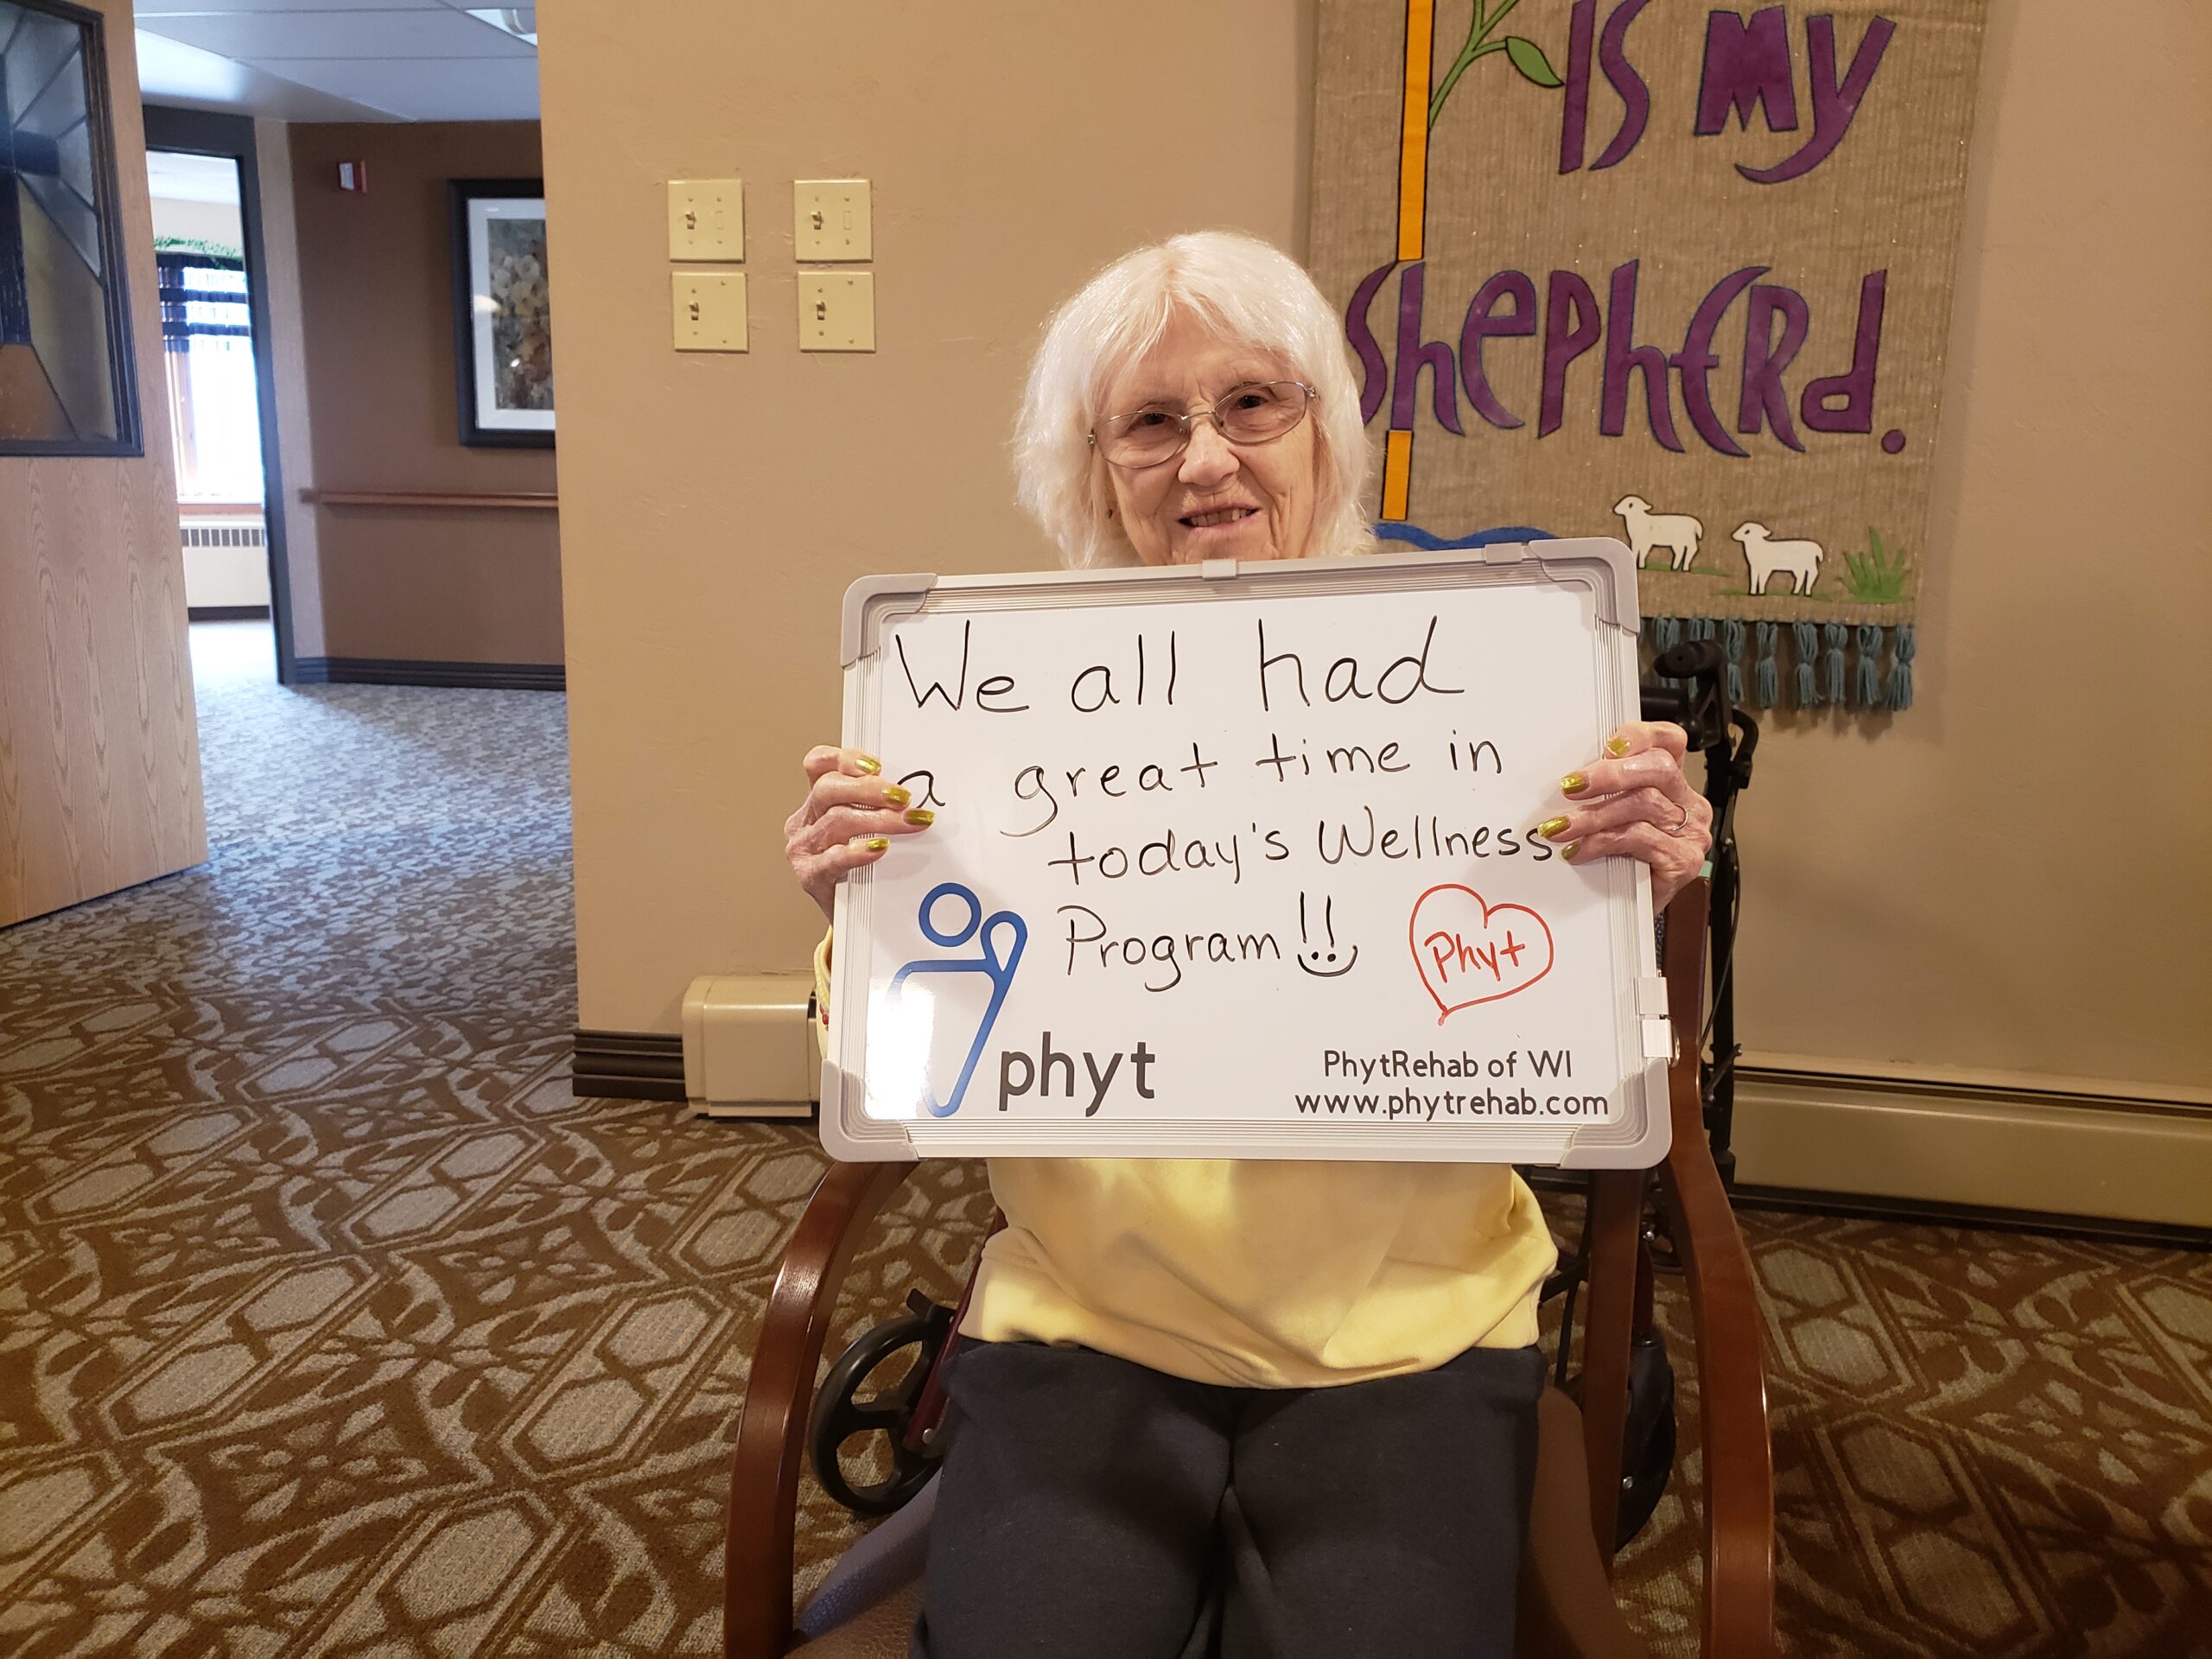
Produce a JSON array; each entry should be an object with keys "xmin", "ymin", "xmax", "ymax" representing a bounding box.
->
[
  {"xmin": 793, "ymin": 179, "xmax": 871, "ymax": 261},
  {"xmin": 668, "ymin": 179, "xmax": 743, "ymax": 261},
  {"xmin": 798, "ymin": 271, "xmax": 874, "ymax": 352},
  {"xmin": 673, "ymin": 270, "xmax": 747, "ymax": 352}
]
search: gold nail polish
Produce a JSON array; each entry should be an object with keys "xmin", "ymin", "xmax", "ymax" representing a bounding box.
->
[
  {"xmin": 854, "ymin": 754, "xmax": 882, "ymax": 775},
  {"xmin": 904, "ymin": 809, "xmax": 936, "ymax": 827},
  {"xmin": 1535, "ymin": 816, "xmax": 1570, "ymax": 840},
  {"xmin": 864, "ymin": 836, "xmax": 890, "ymax": 851},
  {"xmin": 1561, "ymin": 772, "xmax": 1588, "ymax": 796},
  {"xmin": 1604, "ymin": 736, "xmax": 1630, "ymax": 759},
  {"xmin": 882, "ymin": 784, "xmax": 912, "ymax": 809},
  {"xmin": 1561, "ymin": 841, "xmax": 1580, "ymax": 861}
]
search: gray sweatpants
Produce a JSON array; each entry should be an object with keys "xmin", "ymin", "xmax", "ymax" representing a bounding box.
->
[{"xmin": 912, "ymin": 1337, "xmax": 1548, "ymax": 1659}]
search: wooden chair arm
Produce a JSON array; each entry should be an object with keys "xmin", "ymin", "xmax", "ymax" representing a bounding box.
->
[
  {"xmin": 726, "ymin": 1159, "xmax": 916, "ymax": 1659},
  {"xmin": 1656, "ymin": 881, "xmax": 1777, "ymax": 1658}
]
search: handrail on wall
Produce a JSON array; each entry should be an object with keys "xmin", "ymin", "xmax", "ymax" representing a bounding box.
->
[{"xmin": 298, "ymin": 488, "xmax": 559, "ymax": 511}]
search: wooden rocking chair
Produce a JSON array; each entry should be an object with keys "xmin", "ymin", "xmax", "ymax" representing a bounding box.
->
[{"xmin": 725, "ymin": 879, "xmax": 1777, "ymax": 1657}]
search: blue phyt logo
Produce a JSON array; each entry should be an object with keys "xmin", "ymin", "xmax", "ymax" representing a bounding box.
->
[{"xmin": 889, "ymin": 883, "xmax": 1027, "ymax": 1118}]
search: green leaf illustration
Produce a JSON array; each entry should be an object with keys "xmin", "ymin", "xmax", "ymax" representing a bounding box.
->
[{"xmin": 1505, "ymin": 36, "xmax": 1562, "ymax": 88}]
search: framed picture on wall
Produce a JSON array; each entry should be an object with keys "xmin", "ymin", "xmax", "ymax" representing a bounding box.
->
[
  {"xmin": 449, "ymin": 176, "xmax": 552, "ymax": 448},
  {"xmin": 0, "ymin": 0, "xmax": 142, "ymax": 456}
]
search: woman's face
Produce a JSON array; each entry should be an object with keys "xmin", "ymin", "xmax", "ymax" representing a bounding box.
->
[{"xmin": 1097, "ymin": 314, "xmax": 1320, "ymax": 567}]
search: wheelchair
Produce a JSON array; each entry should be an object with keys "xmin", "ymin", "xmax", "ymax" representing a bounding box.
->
[{"xmin": 804, "ymin": 639, "xmax": 1759, "ymax": 1554}]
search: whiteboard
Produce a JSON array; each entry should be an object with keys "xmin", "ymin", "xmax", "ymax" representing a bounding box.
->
[{"xmin": 823, "ymin": 540, "xmax": 1670, "ymax": 1167}]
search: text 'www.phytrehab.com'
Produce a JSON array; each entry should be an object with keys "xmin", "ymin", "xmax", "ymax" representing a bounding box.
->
[{"xmin": 1297, "ymin": 1046, "xmax": 1611, "ymax": 1119}]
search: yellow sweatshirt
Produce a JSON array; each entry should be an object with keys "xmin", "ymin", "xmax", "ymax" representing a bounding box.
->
[{"xmin": 817, "ymin": 933, "xmax": 1555, "ymax": 1389}]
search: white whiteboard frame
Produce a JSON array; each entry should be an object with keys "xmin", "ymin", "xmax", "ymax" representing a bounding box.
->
[{"xmin": 824, "ymin": 539, "xmax": 1671, "ymax": 1168}]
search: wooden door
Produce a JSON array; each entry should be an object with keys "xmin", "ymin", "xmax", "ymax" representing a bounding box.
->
[{"xmin": 0, "ymin": 4, "xmax": 206, "ymax": 926}]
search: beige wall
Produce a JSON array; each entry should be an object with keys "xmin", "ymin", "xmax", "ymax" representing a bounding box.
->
[
  {"xmin": 284, "ymin": 121, "xmax": 562, "ymax": 664},
  {"xmin": 542, "ymin": 3, "xmax": 2209, "ymax": 1107},
  {"xmin": 0, "ymin": 0, "xmax": 206, "ymax": 926},
  {"xmin": 1730, "ymin": 0, "xmax": 2210, "ymax": 1097}
]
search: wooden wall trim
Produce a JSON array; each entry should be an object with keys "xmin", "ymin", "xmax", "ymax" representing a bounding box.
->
[
  {"xmin": 302, "ymin": 489, "xmax": 559, "ymax": 511},
  {"xmin": 291, "ymin": 656, "xmax": 563, "ymax": 690}
]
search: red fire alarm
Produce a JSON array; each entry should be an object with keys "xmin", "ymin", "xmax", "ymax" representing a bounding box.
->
[{"xmin": 336, "ymin": 160, "xmax": 368, "ymax": 193}]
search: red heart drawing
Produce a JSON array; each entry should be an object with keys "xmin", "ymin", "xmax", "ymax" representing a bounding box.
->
[{"xmin": 1408, "ymin": 885, "xmax": 1554, "ymax": 1023}]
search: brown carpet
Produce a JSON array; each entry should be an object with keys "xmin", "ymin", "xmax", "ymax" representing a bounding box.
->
[{"xmin": 0, "ymin": 622, "xmax": 2205, "ymax": 1656}]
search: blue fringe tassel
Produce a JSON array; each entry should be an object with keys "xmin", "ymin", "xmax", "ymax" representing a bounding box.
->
[
  {"xmin": 1753, "ymin": 621, "xmax": 1779, "ymax": 708},
  {"xmin": 1653, "ymin": 616, "xmax": 1681, "ymax": 652},
  {"xmin": 1792, "ymin": 621, "xmax": 1818, "ymax": 708},
  {"xmin": 1854, "ymin": 624, "xmax": 1884, "ymax": 707},
  {"xmin": 1721, "ymin": 619, "xmax": 1745, "ymax": 705},
  {"xmin": 1888, "ymin": 623, "xmax": 1916, "ymax": 710},
  {"xmin": 1821, "ymin": 624, "xmax": 1847, "ymax": 704},
  {"xmin": 1688, "ymin": 616, "xmax": 1716, "ymax": 642}
]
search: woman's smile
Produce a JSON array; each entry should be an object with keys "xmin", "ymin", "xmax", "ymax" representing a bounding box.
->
[{"xmin": 1181, "ymin": 503, "xmax": 1259, "ymax": 531}]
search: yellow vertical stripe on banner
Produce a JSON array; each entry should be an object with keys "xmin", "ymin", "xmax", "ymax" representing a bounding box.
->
[
  {"xmin": 1382, "ymin": 430, "xmax": 1414, "ymax": 521},
  {"xmin": 1395, "ymin": 0, "xmax": 1433, "ymax": 263},
  {"xmin": 1384, "ymin": 0, "xmax": 1433, "ymax": 520}
]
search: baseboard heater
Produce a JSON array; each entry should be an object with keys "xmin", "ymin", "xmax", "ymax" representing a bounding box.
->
[
  {"xmin": 292, "ymin": 657, "xmax": 565, "ymax": 690},
  {"xmin": 573, "ymin": 979, "xmax": 817, "ymax": 1116},
  {"xmin": 679, "ymin": 972, "xmax": 817, "ymax": 1120}
]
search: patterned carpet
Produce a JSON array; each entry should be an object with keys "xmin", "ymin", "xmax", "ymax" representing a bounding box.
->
[{"xmin": 0, "ymin": 622, "xmax": 2205, "ymax": 1656}]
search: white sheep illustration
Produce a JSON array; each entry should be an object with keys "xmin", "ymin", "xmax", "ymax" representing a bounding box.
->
[
  {"xmin": 1732, "ymin": 522, "xmax": 1824, "ymax": 595},
  {"xmin": 1613, "ymin": 494, "xmax": 1703, "ymax": 569}
]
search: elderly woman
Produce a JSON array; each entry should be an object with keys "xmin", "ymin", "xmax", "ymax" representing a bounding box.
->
[{"xmin": 785, "ymin": 232, "xmax": 1713, "ymax": 1658}]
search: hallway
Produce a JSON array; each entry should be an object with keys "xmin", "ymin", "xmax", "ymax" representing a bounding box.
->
[{"xmin": 0, "ymin": 632, "xmax": 976, "ymax": 1655}]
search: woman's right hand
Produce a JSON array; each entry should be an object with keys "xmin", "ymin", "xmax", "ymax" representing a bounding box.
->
[{"xmin": 785, "ymin": 746, "xmax": 934, "ymax": 923}]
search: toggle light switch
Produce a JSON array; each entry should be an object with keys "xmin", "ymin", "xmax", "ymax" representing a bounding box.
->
[
  {"xmin": 668, "ymin": 179, "xmax": 744, "ymax": 261},
  {"xmin": 673, "ymin": 270, "xmax": 747, "ymax": 351},
  {"xmin": 793, "ymin": 179, "xmax": 871, "ymax": 261},
  {"xmin": 798, "ymin": 271, "xmax": 874, "ymax": 352}
]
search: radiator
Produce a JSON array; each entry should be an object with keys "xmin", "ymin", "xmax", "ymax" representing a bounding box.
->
[
  {"xmin": 181, "ymin": 514, "xmax": 271, "ymax": 611},
  {"xmin": 181, "ymin": 521, "xmax": 267, "ymax": 550}
]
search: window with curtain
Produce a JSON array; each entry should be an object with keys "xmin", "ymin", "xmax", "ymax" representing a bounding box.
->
[{"xmin": 156, "ymin": 249, "xmax": 264, "ymax": 502}]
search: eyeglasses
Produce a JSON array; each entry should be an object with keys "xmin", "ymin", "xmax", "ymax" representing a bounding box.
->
[{"xmin": 1088, "ymin": 380, "xmax": 1316, "ymax": 469}]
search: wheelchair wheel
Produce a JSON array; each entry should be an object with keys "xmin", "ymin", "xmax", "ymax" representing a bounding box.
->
[
  {"xmin": 1614, "ymin": 1330, "xmax": 1677, "ymax": 1548},
  {"xmin": 1617, "ymin": 1389, "xmax": 1676, "ymax": 1548},
  {"xmin": 808, "ymin": 1290, "xmax": 954, "ymax": 1516},
  {"xmin": 1564, "ymin": 1329, "xmax": 1677, "ymax": 1550}
]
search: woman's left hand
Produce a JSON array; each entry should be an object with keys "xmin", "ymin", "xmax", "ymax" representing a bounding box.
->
[{"xmin": 1536, "ymin": 721, "xmax": 1713, "ymax": 912}]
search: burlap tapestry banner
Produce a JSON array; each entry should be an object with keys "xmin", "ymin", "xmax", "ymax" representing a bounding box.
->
[{"xmin": 1309, "ymin": 0, "xmax": 1989, "ymax": 711}]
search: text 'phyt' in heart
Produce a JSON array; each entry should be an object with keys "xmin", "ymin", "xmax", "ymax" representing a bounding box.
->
[{"xmin": 1409, "ymin": 885, "xmax": 1554, "ymax": 1022}]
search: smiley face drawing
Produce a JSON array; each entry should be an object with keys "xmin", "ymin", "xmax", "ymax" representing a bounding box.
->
[{"xmin": 1296, "ymin": 892, "xmax": 1359, "ymax": 978}]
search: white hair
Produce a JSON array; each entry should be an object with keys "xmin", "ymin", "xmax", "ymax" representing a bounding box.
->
[{"xmin": 1013, "ymin": 232, "xmax": 1376, "ymax": 570}]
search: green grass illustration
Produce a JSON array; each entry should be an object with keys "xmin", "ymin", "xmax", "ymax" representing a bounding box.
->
[{"xmin": 1841, "ymin": 529, "xmax": 1910, "ymax": 603}]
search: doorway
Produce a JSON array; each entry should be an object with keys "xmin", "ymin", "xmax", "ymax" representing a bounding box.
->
[{"xmin": 141, "ymin": 105, "xmax": 298, "ymax": 683}]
